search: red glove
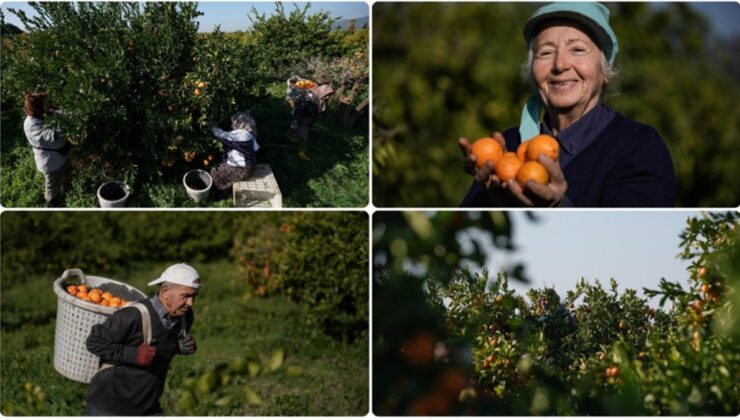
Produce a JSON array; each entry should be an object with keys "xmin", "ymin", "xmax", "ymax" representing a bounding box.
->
[{"xmin": 136, "ymin": 342, "xmax": 157, "ymax": 366}]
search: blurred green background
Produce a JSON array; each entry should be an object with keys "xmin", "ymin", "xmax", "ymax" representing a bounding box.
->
[{"xmin": 372, "ymin": 2, "xmax": 740, "ymax": 207}]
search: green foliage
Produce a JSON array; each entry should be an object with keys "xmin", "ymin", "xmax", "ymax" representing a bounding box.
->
[
  {"xmin": 373, "ymin": 211, "xmax": 533, "ymax": 283},
  {"xmin": 373, "ymin": 212, "xmax": 739, "ymax": 415},
  {"xmin": 0, "ymin": 212, "xmax": 239, "ymax": 286},
  {"xmin": 232, "ymin": 212, "xmax": 369, "ymax": 342},
  {"xmin": 372, "ymin": 3, "xmax": 740, "ymax": 206},
  {"xmin": 1, "ymin": 261, "xmax": 368, "ymax": 415},
  {"xmin": 1, "ymin": 3, "xmax": 368, "ymax": 208},
  {"xmin": 1, "ymin": 3, "xmax": 254, "ymax": 193},
  {"xmin": 247, "ymin": 3, "xmax": 344, "ymax": 80}
]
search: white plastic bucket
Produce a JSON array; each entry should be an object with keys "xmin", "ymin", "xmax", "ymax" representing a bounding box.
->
[
  {"xmin": 97, "ymin": 181, "xmax": 129, "ymax": 207},
  {"xmin": 52, "ymin": 268, "xmax": 146, "ymax": 383},
  {"xmin": 183, "ymin": 169, "xmax": 212, "ymax": 202}
]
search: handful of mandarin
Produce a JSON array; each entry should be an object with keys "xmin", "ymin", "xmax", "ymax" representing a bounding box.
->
[
  {"xmin": 66, "ymin": 283, "xmax": 128, "ymax": 307},
  {"xmin": 471, "ymin": 134, "xmax": 558, "ymax": 187}
]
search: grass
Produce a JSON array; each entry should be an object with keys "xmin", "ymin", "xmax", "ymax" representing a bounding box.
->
[
  {"xmin": 0, "ymin": 260, "xmax": 368, "ymax": 416},
  {"xmin": 0, "ymin": 82, "xmax": 368, "ymax": 208}
]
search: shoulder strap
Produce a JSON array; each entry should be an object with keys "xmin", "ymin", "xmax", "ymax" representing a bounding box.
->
[{"xmin": 128, "ymin": 302, "xmax": 152, "ymax": 345}]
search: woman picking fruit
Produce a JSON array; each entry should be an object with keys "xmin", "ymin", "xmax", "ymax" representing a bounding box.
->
[
  {"xmin": 85, "ymin": 264, "xmax": 201, "ymax": 416},
  {"xmin": 209, "ymin": 111, "xmax": 260, "ymax": 192},
  {"xmin": 459, "ymin": 2, "xmax": 675, "ymax": 207},
  {"xmin": 22, "ymin": 92, "xmax": 72, "ymax": 207}
]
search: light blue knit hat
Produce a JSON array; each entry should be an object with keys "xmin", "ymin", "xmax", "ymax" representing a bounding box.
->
[{"xmin": 519, "ymin": 2, "xmax": 619, "ymax": 141}]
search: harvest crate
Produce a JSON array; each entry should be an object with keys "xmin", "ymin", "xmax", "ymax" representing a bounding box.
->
[{"xmin": 233, "ymin": 164, "xmax": 283, "ymax": 208}]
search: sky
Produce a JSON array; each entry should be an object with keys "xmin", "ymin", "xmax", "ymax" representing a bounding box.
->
[
  {"xmin": 0, "ymin": 2, "xmax": 369, "ymax": 33},
  {"xmin": 472, "ymin": 211, "xmax": 699, "ymax": 309},
  {"xmin": 3, "ymin": 2, "xmax": 739, "ymax": 36}
]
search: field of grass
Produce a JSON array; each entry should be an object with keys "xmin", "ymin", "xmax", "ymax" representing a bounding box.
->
[
  {"xmin": 0, "ymin": 260, "xmax": 368, "ymax": 415},
  {"xmin": 0, "ymin": 82, "xmax": 368, "ymax": 208}
]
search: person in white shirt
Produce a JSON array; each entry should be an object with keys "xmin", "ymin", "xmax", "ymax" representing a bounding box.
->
[
  {"xmin": 209, "ymin": 111, "xmax": 260, "ymax": 191},
  {"xmin": 23, "ymin": 93, "xmax": 72, "ymax": 207}
]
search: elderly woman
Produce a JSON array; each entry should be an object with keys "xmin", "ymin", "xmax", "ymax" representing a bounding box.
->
[
  {"xmin": 459, "ymin": 2, "xmax": 675, "ymax": 207},
  {"xmin": 23, "ymin": 92, "xmax": 72, "ymax": 207},
  {"xmin": 209, "ymin": 111, "xmax": 260, "ymax": 191}
]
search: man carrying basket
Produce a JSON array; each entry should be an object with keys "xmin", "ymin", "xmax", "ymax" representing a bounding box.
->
[{"xmin": 85, "ymin": 263, "xmax": 201, "ymax": 416}]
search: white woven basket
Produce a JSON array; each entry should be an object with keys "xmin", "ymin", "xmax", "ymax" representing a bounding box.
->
[{"xmin": 52, "ymin": 268, "xmax": 146, "ymax": 383}]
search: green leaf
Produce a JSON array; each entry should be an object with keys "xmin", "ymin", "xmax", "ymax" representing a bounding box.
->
[
  {"xmin": 286, "ymin": 366, "xmax": 303, "ymax": 377},
  {"xmin": 243, "ymin": 386, "xmax": 262, "ymax": 406},
  {"xmin": 268, "ymin": 348, "xmax": 284, "ymax": 372},
  {"xmin": 247, "ymin": 361, "xmax": 261, "ymax": 377}
]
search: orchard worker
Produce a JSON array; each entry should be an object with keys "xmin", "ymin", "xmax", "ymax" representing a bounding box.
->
[
  {"xmin": 22, "ymin": 92, "xmax": 72, "ymax": 207},
  {"xmin": 86, "ymin": 263, "xmax": 202, "ymax": 416},
  {"xmin": 459, "ymin": 2, "xmax": 675, "ymax": 207},
  {"xmin": 286, "ymin": 75, "xmax": 334, "ymax": 159},
  {"xmin": 209, "ymin": 111, "xmax": 260, "ymax": 192}
]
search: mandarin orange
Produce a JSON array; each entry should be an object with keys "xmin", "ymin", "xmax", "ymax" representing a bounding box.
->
[
  {"xmin": 494, "ymin": 152, "xmax": 523, "ymax": 182},
  {"xmin": 516, "ymin": 161, "xmax": 549, "ymax": 187},
  {"xmin": 526, "ymin": 134, "xmax": 559, "ymax": 162},
  {"xmin": 471, "ymin": 137, "xmax": 503, "ymax": 169}
]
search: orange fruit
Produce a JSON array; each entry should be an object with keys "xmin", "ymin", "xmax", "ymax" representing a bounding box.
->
[
  {"xmin": 102, "ymin": 292, "xmax": 113, "ymax": 301},
  {"xmin": 494, "ymin": 152, "xmax": 523, "ymax": 182},
  {"xmin": 516, "ymin": 141, "xmax": 529, "ymax": 162},
  {"xmin": 194, "ymin": 88, "xmax": 202, "ymax": 96},
  {"xmin": 203, "ymin": 159, "xmax": 210, "ymax": 166},
  {"xmin": 110, "ymin": 297, "xmax": 122, "ymax": 306},
  {"xmin": 89, "ymin": 291, "xmax": 102, "ymax": 303},
  {"xmin": 471, "ymin": 137, "xmax": 503, "ymax": 168},
  {"xmin": 700, "ymin": 283, "xmax": 710, "ymax": 295},
  {"xmin": 101, "ymin": 300, "xmax": 111, "ymax": 307},
  {"xmin": 197, "ymin": 81, "xmax": 206, "ymax": 88},
  {"xmin": 525, "ymin": 134, "xmax": 559, "ymax": 162},
  {"xmin": 91, "ymin": 288, "xmax": 102, "ymax": 295},
  {"xmin": 516, "ymin": 161, "xmax": 549, "ymax": 187},
  {"xmin": 76, "ymin": 291, "xmax": 89, "ymax": 300},
  {"xmin": 698, "ymin": 267, "xmax": 707, "ymax": 278},
  {"xmin": 77, "ymin": 285, "xmax": 88, "ymax": 294},
  {"xmin": 66, "ymin": 285, "xmax": 78, "ymax": 295}
]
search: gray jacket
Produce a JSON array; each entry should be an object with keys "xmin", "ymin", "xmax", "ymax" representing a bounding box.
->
[{"xmin": 23, "ymin": 115, "xmax": 68, "ymax": 173}]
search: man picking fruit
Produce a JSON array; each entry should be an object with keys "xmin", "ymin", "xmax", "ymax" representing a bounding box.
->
[
  {"xmin": 459, "ymin": 2, "xmax": 675, "ymax": 207},
  {"xmin": 85, "ymin": 263, "xmax": 201, "ymax": 415}
]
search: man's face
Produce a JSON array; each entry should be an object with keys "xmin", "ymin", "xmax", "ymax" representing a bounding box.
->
[{"xmin": 160, "ymin": 284, "xmax": 198, "ymax": 316}]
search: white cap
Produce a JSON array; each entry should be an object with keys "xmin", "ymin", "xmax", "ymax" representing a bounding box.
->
[{"xmin": 148, "ymin": 263, "xmax": 202, "ymax": 289}]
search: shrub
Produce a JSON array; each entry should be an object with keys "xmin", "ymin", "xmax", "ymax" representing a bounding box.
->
[
  {"xmin": 247, "ymin": 3, "xmax": 345, "ymax": 80},
  {"xmin": 375, "ymin": 212, "xmax": 739, "ymax": 415},
  {"xmin": 232, "ymin": 212, "xmax": 369, "ymax": 341},
  {"xmin": 1, "ymin": 3, "xmax": 259, "ymax": 197}
]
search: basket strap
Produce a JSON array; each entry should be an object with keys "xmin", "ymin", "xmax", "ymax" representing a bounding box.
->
[
  {"xmin": 61, "ymin": 268, "xmax": 86, "ymax": 285},
  {"xmin": 95, "ymin": 303, "xmax": 153, "ymax": 376},
  {"xmin": 128, "ymin": 302, "xmax": 153, "ymax": 345}
]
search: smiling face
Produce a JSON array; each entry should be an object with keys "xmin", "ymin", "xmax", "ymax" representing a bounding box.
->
[
  {"xmin": 160, "ymin": 283, "xmax": 198, "ymax": 316},
  {"xmin": 531, "ymin": 21, "xmax": 606, "ymax": 122}
]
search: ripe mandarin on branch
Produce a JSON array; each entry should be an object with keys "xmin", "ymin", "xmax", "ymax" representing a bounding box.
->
[{"xmin": 471, "ymin": 137, "xmax": 503, "ymax": 169}]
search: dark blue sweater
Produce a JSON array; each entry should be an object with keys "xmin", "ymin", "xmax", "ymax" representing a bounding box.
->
[{"xmin": 461, "ymin": 112, "xmax": 676, "ymax": 207}]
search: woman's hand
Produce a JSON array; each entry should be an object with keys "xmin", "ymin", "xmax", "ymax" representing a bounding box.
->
[
  {"xmin": 504, "ymin": 155, "xmax": 568, "ymax": 207},
  {"xmin": 458, "ymin": 132, "xmax": 506, "ymax": 186}
]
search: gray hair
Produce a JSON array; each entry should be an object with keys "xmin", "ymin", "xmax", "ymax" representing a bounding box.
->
[
  {"xmin": 521, "ymin": 48, "xmax": 618, "ymax": 96},
  {"xmin": 231, "ymin": 111, "xmax": 257, "ymax": 136}
]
